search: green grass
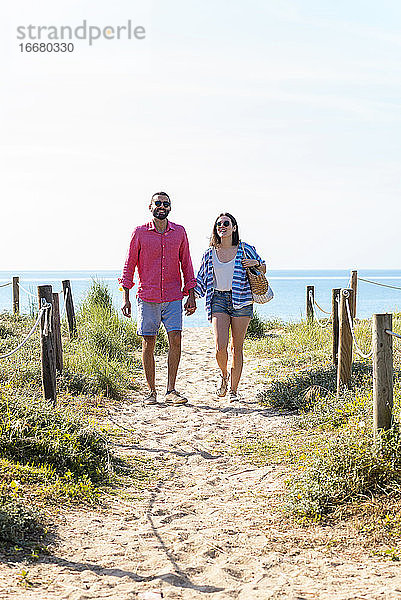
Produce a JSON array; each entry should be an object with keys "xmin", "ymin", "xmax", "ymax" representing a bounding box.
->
[
  {"xmin": 0, "ymin": 491, "xmax": 40, "ymax": 544},
  {"xmin": 0, "ymin": 388, "xmax": 112, "ymax": 543},
  {"xmin": 285, "ymin": 427, "xmax": 401, "ymax": 521},
  {"xmin": 246, "ymin": 311, "xmax": 267, "ymax": 339},
  {"xmin": 60, "ymin": 281, "xmax": 141, "ymax": 399},
  {"xmin": 0, "ymin": 282, "xmax": 168, "ymax": 401},
  {"xmin": 0, "ymin": 281, "xmax": 166, "ymax": 545},
  {"xmin": 242, "ymin": 315, "xmax": 401, "ymax": 527},
  {"xmin": 232, "ymin": 429, "xmax": 330, "ymax": 467},
  {"xmin": 60, "ymin": 280, "xmax": 168, "ymax": 399},
  {"xmin": 0, "ymin": 392, "xmax": 111, "ymax": 481}
]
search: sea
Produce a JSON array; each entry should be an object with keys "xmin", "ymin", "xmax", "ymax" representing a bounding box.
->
[{"xmin": 1, "ymin": 270, "xmax": 401, "ymax": 326}]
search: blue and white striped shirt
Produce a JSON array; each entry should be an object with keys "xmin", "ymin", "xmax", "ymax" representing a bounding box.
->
[{"xmin": 195, "ymin": 242, "xmax": 265, "ymax": 321}]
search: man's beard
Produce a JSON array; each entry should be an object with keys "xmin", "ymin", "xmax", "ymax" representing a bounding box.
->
[{"xmin": 153, "ymin": 208, "xmax": 168, "ymax": 220}]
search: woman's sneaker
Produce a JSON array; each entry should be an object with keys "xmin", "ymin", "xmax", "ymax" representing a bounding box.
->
[
  {"xmin": 165, "ymin": 390, "xmax": 188, "ymax": 405},
  {"xmin": 217, "ymin": 374, "xmax": 229, "ymax": 397}
]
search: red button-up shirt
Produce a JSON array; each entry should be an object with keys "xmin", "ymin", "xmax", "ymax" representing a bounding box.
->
[{"xmin": 119, "ymin": 220, "xmax": 196, "ymax": 303}]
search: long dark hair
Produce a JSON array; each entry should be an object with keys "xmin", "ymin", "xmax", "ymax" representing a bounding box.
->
[{"xmin": 210, "ymin": 212, "xmax": 239, "ymax": 248}]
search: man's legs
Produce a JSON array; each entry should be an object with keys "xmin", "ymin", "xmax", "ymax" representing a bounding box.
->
[
  {"xmin": 142, "ymin": 335, "xmax": 157, "ymax": 391},
  {"xmin": 161, "ymin": 300, "xmax": 184, "ymax": 392},
  {"xmin": 166, "ymin": 330, "xmax": 181, "ymax": 392},
  {"xmin": 137, "ymin": 298, "xmax": 161, "ymax": 397}
]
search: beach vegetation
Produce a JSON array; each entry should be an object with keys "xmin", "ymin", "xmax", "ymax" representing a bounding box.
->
[
  {"xmin": 0, "ymin": 281, "xmax": 163, "ymax": 546},
  {"xmin": 243, "ymin": 314, "xmax": 401, "ymax": 542},
  {"xmin": 60, "ymin": 280, "xmax": 167, "ymax": 399},
  {"xmin": 0, "ymin": 387, "xmax": 112, "ymax": 544},
  {"xmin": 246, "ymin": 310, "xmax": 266, "ymax": 338}
]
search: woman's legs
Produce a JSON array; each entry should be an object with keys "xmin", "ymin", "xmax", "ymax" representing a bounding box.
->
[
  {"xmin": 230, "ymin": 316, "xmax": 251, "ymax": 393},
  {"xmin": 212, "ymin": 312, "xmax": 231, "ymax": 377}
]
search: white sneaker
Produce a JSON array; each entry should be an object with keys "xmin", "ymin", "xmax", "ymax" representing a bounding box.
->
[
  {"xmin": 165, "ymin": 390, "xmax": 188, "ymax": 405},
  {"xmin": 144, "ymin": 390, "xmax": 157, "ymax": 405}
]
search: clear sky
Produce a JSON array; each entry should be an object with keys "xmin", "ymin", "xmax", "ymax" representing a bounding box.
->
[{"xmin": 1, "ymin": 0, "xmax": 401, "ymax": 270}]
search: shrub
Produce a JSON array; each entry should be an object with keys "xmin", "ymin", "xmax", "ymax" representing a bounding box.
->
[
  {"xmin": 286, "ymin": 427, "xmax": 401, "ymax": 520},
  {"xmin": 0, "ymin": 491, "xmax": 40, "ymax": 543},
  {"xmin": 246, "ymin": 311, "xmax": 266, "ymax": 339},
  {"xmin": 0, "ymin": 322, "xmax": 14, "ymax": 339},
  {"xmin": 297, "ymin": 387, "xmax": 372, "ymax": 430},
  {"xmin": 61, "ymin": 281, "xmax": 143, "ymax": 399},
  {"xmin": 0, "ymin": 393, "xmax": 111, "ymax": 482},
  {"xmin": 259, "ymin": 361, "xmax": 373, "ymax": 412},
  {"xmin": 259, "ymin": 366, "xmax": 337, "ymax": 410},
  {"xmin": 61, "ymin": 351, "xmax": 134, "ymax": 398},
  {"xmin": 266, "ymin": 321, "xmax": 332, "ymax": 363}
]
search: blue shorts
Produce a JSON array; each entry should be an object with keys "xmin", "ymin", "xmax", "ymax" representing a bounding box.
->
[
  {"xmin": 137, "ymin": 298, "xmax": 182, "ymax": 336},
  {"xmin": 211, "ymin": 291, "xmax": 253, "ymax": 318}
]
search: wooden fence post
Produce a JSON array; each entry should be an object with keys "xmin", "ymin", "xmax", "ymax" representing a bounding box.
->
[
  {"xmin": 372, "ymin": 313, "xmax": 393, "ymax": 437},
  {"xmin": 350, "ymin": 270, "xmax": 358, "ymax": 319},
  {"xmin": 52, "ymin": 292, "xmax": 63, "ymax": 373},
  {"xmin": 332, "ymin": 288, "xmax": 341, "ymax": 366},
  {"xmin": 306, "ymin": 285, "xmax": 314, "ymax": 323},
  {"xmin": 12, "ymin": 277, "xmax": 19, "ymax": 315},
  {"xmin": 337, "ymin": 288, "xmax": 354, "ymax": 393},
  {"xmin": 62, "ymin": 280, "xmax": 77, "ymax": 339},
  {"xmin": 38, "ymin": 285, "xmax": 57, "ymax": 404}
]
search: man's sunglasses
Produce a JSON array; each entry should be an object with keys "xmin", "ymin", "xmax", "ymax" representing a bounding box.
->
[
  {"xmin": 216, "ymin": 220, "xmax": 230, "ymax": 228},
  {"xmin": 154, "ymin": 200, "xmax": 170, "ymax": 207}
]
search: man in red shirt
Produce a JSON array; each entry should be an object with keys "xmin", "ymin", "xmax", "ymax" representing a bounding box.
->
[{"xmin": 120, "ymin": 192, "xmax": 197, "ymax": 405}]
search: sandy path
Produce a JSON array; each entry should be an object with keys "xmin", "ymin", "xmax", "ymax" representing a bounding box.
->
[{"xmin": 2, "ymin": 327, "xmax": 401, "ymax": 599}]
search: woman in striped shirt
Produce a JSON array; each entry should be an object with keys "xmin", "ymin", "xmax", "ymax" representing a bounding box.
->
[{"xmin": 195, "ymin": 213, "xmax": 266, "ymax": 401}]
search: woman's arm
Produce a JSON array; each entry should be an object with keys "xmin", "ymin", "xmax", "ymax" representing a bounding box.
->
[
  {"xmin": 195, "ymin": 251, "xmax": 208, "ymax": 298},
  {"xmin": 242, "ymin": 244, "xmax": 266, "ymax": 272}
]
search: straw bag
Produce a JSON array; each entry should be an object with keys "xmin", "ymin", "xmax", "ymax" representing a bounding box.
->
[{"xmin": 241, "ymin": 242, "xmax": 274, "ymax": 304}]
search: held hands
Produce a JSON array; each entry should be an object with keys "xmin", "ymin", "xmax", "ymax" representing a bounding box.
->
[
  {"xmin": 242, "ymin": 259, "xmax": 260, "ymax": 268},
  {"xmin": 184, "ymin": 297, "xmax": 197, "ymax": 316}
]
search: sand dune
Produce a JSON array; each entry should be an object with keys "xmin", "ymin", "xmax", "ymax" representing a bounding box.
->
[{"xmin": 2, "ymin": 327, "xmax": 401, "ymax": 599}]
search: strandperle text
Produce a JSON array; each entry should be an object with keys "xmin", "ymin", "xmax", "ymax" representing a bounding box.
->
[{"xmin": 17, "ymin": 20, "xmax": 146, "ymax": 46}]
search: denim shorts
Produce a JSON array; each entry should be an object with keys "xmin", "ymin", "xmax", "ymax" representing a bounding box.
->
[
  {"xmin": 137, "ymin": 298, "xmax": 182, "ymax": 336},
  {"xmin": 211, "ymin": 290, "xmax": 253, "ymax": 318}
]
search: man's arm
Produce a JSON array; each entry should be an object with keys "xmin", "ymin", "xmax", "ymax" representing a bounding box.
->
[
  {"xmin": 184, "ymin": 288, "xmax": 196, "ymax": 315},
  {"xmin": 179, "ymin": 229, "xmax": 197, "ymax": 295},
  {"xmin": 179, "ymin": 229, "xmax": 197, "ymax": 315},
  {"xmin": 120, "ymin": 229, "xmax": 140, "ymax": 318},
  {"xmin": 122, "ymin": 286, "xmax": 131, "ymax": 317}
]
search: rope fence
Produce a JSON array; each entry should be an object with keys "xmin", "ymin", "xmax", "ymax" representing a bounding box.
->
[
  {"xmin": 313, "ymin": 298, "xmax": 332, "ymax": 315},
  {"xmin": 17, "ymin": 281, "xmax": 38, "ymax": 299},
  {"xmin": 0, "ymin": 306, "xmax": 48, "ymax": 359},
  {"xmin": 1, "ymin": 276, "xmax": 76, "ymax": 323},
  {"xmin": 309, "ymin": 290, "xmax": 332, "ymax": 329},
  {"xmin": 0, "ymin": 280, "xmax": 77, "ymax": 405},
  {"xmin": 3, "ymin": 267, "xmax": 401, "ymax": 422},
  {"xmin": 60, "ymin": 286, "xmax": 69, "ymax": 320},
  {"xmin": 385, "ymin": 329, "xmax": 401, "ymax": 340},
  {"xmin": 358, "ymin": 277, "xmax": 401, "ymax": 291},
  {"xmin": 344, "ymin": 294, "xmax": 373, "ymax": 358},
  {"xmin": 303, "ymin": 271, "xmax": 401, "ymax": 438}
]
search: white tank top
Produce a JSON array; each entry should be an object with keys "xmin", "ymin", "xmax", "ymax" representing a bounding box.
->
[{"xmin": 212, "ymin": 248, "xmax": 236, "ymax": 291}]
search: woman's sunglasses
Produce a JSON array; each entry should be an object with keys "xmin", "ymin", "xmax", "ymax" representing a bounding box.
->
[
  {"xmin": 216, "ymin": 220, "xmax": 230, "ymax": 228},
  {"xmin": 154, "ymin": 200, "xmax": 170, "ymax": 207}
]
